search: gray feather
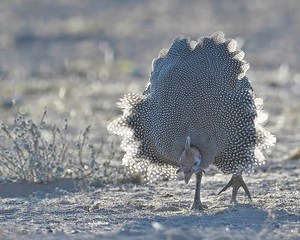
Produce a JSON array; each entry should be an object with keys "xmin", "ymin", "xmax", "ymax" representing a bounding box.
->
[{"xmin": 107, "ymin": 31, "xmax": 276, "ymax": 181}]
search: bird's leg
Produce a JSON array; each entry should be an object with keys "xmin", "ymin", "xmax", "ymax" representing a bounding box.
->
[
  {"xmin": 191, "ymin": 171, "xmax": 206, "ymax": 210},
  {"xmin": 218, "ymin": 174, "xmax": 252, "ymax": 204}
]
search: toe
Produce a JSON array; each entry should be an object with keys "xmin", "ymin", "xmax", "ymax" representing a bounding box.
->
[{"xmin": 191, "ymin": 202, "xmax": 207, "ymax": 211}]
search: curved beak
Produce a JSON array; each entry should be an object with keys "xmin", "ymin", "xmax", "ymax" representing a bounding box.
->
[
  {"xmin": 178, "ymin": 157, "xmax": 204, "ymax": 184},
  {"xmin": 184, "ymin": 173, "xmax": 193, "ymax": 184}
]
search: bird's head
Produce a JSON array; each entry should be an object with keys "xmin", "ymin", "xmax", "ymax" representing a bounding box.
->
[{"xmin": 176, "ymin": 136, "xmax": 204, "ymax": 184}]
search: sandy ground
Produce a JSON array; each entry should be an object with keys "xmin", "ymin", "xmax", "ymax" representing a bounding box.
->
[
  {"xmin": 0, "ymin": 163, "xmax": 299, "ymax": 239},
  {"xmin": 0, "ymin": 0, "xmax": 300, "ymax": 239}
]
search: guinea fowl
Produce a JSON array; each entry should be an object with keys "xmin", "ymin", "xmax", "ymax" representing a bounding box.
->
[{"xmin": 107, "ymin": 31, "xmax": 276, "ymax": 210}]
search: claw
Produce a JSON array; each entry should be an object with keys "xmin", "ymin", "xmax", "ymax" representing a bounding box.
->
[
  {"xmin": 191, "ymin": 202, "xmax": 208, "ymax": 211},
  {"xmin": 218, "ymin": 175, "xmax": 252, "ymax": 204},
  {"xmin": 218, "ymin": 177, "xmax": 233, "ymax": 195}
]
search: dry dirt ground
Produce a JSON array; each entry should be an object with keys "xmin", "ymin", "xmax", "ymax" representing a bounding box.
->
[
  {"xmin": 0, "ymin": 0, "xmax": 299, "ymax": 239},
  {"xmin": 0, "ymin": 166, "xmax": 299, "ymax": 239}
]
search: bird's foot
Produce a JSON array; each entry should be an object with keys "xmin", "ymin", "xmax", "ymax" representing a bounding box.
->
[
  {"xmin": 191, "ymin": 201, "xmax": 208, "ymax": 211},
  {"xmin": 218, "ymin": 174, "xmax": 252, "ymax": 204}
]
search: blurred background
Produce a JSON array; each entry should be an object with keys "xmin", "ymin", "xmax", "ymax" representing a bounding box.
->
[{"xmin": 0, "ymin": 0, "xmax": 299, "ymax": 167}]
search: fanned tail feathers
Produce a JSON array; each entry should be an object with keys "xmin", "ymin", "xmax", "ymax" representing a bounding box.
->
[{"xmin": 108, "ymin": 31, "xmax": 276, "ymax": 180}]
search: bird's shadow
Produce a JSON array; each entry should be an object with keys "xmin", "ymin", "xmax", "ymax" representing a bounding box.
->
[{"xmin": 119, "ymin": 203, "xmax": 299, "ymax": 232}]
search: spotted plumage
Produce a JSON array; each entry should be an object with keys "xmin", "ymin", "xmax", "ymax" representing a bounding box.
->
[{"xmin": 108, "ymin": 32, "xmax": 275, "ymax": 209}]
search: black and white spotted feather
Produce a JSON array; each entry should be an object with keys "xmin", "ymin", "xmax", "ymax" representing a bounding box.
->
[{"xmin": 108, "ymin": 32, "xmax": 276, "ymax": 181}]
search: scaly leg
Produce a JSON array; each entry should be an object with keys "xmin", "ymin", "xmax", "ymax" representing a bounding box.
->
[
  {"xmin": 191, "ymin": 171, "xmax": 207, "ymax": 210},
  {"xmin": 218, "ymin": 174, "xmax": 252, "ymax": 204}
]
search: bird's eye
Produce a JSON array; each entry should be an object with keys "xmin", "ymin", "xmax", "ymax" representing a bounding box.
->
[{"xmin": 193, "ymin": 162, "xmax": 198, "ymax": 166}]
